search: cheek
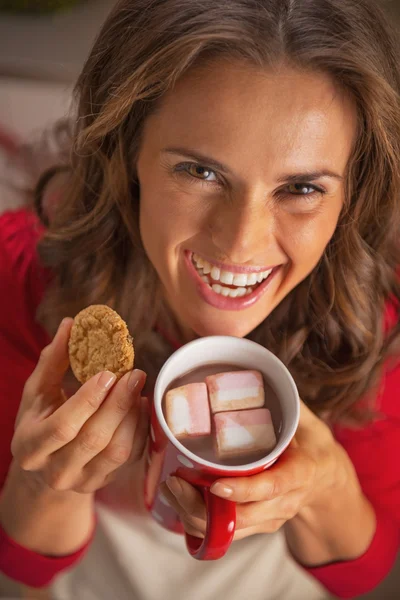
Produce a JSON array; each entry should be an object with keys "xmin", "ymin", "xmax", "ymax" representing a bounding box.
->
[
  {"xmin": 139, "ymin": 182, "xmax": 207, "ymax": 260},
  {"xmin": 280, "ymin": 205, "xmax": 342, "ymax": 267}
]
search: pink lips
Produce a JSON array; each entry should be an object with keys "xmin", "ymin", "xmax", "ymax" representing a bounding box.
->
[{"xmin": 184, "ymin": 251, "xmax": 280, "ymax": 311}]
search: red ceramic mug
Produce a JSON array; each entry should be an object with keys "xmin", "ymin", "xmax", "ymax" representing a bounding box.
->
[{"xmin": 144, "ymin": 336, "xmax": 300, "ymax": 560}]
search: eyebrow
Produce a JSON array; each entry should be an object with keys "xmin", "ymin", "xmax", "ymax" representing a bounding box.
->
[{"xmin": 162, "ymin": 146, "xmax": 344, "ymax": 183}]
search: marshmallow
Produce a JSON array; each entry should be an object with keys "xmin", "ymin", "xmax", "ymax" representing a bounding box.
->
[
  {"xmin": 205, "ymin": 370, "xmax": 265, "ymax": 413},
  {"xmin": 214, "ymin": 408, "xmax": 276, "ymax": 461},
  {"xmin": 165, "ymin": 383, "xmax": 211, "ymax": 439}
]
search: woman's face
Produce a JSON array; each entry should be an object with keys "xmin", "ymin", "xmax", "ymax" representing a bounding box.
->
[{"xmin": 137, "ymin": 60, "xmax": 357, "ymax": 339}]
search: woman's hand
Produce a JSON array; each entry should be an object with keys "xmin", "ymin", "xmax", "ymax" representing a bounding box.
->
[
  {"xmin": 11, "ymin": 318, "xmax": 149, "ymax": 495},
  {"xmin": 160, "ymin": 401, "xmax": 373, "ymax": 553}
]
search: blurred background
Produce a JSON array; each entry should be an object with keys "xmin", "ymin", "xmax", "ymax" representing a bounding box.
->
[{"xmin": 0, "ymin": 0, "xmax": 399, "ymax": 598}]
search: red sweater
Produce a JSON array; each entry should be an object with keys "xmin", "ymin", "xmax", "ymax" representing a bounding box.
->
[{"xmin": 0, "ymin": 209, "xmax": 399, "ymax": 597}]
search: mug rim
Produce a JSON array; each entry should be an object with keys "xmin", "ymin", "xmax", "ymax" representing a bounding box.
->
[{"xmin": 154, "ymin": 336, "xmax": 300, "ymax": 472}]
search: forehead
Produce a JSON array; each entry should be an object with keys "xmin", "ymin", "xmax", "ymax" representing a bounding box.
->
[{"xmin": 143, "ymin": 59, "xmax": 357, "ymax": 175}]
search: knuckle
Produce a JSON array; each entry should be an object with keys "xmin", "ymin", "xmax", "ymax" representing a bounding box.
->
[
  {"xmin": 10, "ymin": 435, "xmax": 36, "ymax": 471},
  {"xmin": 72, "ymin": 474, "xmax": 98, "ymax": 494},
  {"xmin": 16, "ymin": 453, "xmax": 38, "ymax": 472},
  {"xmin": 282, "ymin": 498, "xmax": 298, "ymax": 520},
  {"xmin": 129, "ymin": 433, "xmax": 147, "ymax": 463},
  {"xmin": 235, "ymin": 513, "xmax": 249, "ymax": 530},
  {"xmin": 113, "ymin": 395, "xmax": 132, "ymax": 415},
  {"xmin": 184, "ymin": 516, "xmax": 206, "ymax": 533},
  {"xmin": 267, "ymin": 478, "xmax": 282, "ymax": 499},
  {"xmin": 39, "ymin": 344, "xmax": 52, "ymax": 364},
  {"xmin": 269, "ymin": 518, "xmax": 285, "ymax": 533},
  {"xmin": 46, "ymin": 468, "xmax": 70, "ymax": 492},
  {"xmin": 78, "ymin": 429, "xmax": 110, "ymax": 454},
  {"xmin": 10, "ymin": 433, "xmax": 22, "ymax": 460},
  {"xmin": 22, "ymin": 378, "xmax": 35, "ymax": 400},
  {"xmin": 183, "ymin": 521, "xmax": 205, "ymax": 538},
  {"xmin": 239, "ymin": 483, "xmax": 256, "ymax": 502},
  {"xmin": 82, "ymin": 391, "xmax": 105, "ymax": 411},
  {"xmin": 49, "ymin": 421, "xmax": 78, "ymax": 445},
  {"xmin": 75, "ymin": 481, "xmax": 95, "ymax": 494},
  {"xmin": 306, "ymin": 456, "xmax": 318, "ymax": 483},
  {"xmin": 191, "ymin": 505, "xmax": 206, "ymax": 521},
  {"xmin": 104, "ymin": 442, "xmax": 132, "ymax": 465}
]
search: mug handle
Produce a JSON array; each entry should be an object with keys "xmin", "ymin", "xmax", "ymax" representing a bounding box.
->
[{"xmin": 185, "ymin": 485, "xmax": 236, "ymax": 560}]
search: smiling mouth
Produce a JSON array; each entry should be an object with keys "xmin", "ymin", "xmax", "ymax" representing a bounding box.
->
[{"xmin": 191, "ymin": 253, "xmax": 274, "ymax": 298}]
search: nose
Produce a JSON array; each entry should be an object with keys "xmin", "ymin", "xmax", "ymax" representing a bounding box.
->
[{"xmin": 209, "ymin": 189, "xmax": 275, "ymax": 264}]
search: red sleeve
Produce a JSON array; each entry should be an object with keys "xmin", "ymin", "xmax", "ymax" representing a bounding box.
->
[
  {"xmin": 0, "ymin": 209, "xmax": 93, "ymax": 587},
  {"xmin": 301, "ymin": 331, "xmax": 400, "ymax": 598}
]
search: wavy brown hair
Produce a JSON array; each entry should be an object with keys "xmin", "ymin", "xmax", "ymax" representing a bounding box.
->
[{"xmin": 34, "ymin": 0, "xmax": 400, "ymax": 424}]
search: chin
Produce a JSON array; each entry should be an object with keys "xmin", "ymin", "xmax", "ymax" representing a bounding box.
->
[{"xmin": 188, "ymin": 312, "xmax": 263, "ymax": 339}]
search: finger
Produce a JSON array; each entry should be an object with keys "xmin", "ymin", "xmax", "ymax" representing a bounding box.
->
[
  {"xmin": 50, "ymin": 370, "xmax": 146, "ymax": 470},
  {"xmin": 166, "ymin": 477, "xmax": 207, "ymax": 521},
  {"xmin": 14, "ymin": 369, "xmax": 118, "ymax": 469},
  {"xmin": 159, "ymin": 484, "xmax": 187, "ymax": 520},
  {"xmin": 234, "ymin": 490, "xmax": 304, "ymax": 531},
  {"xmin": 232, "ymin": 520, "xmax": 286, "ymax": 541},
  {"xmin": 92, "ymin": 397, "xmax": 150, "ymax": 491},
  {"xmin": 27, "ymin": 318, "xmax": 74, "ymax": 393},
  {"xmin": 210, "ymin": 447, "xmax": 315, "ymax": 503},
  {"xmin": 126, "ymin": 395, "xmax": 150, "ymax": 463},
  {"xmin": 160, "ymin": 480, "xmax": 207, "ymax": 536},
  {"xmin": 83, "ymin": 394, "xmax": 149, "ymax": 484},
  {"xmin": 16, "ymin": 319, "xmax": 73, "ymax": 428},
  {"xmin": 180, "ymin": 520, "xmax": 205, "ymax": 539}
]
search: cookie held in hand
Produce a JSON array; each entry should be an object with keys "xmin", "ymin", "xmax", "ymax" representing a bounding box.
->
[{"xmin": 68, "ymin": 305, "xmax": 134, "ymax": 384}]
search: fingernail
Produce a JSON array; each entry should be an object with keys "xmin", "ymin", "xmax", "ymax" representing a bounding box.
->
[
  {"xmin": 166, "ymin": 476, "xmax": 183, "ymax": 498},
  {"xmin": 55, "ymin": 318, "xmax": 70, "ymax": 338},
  {"xmin": 60, "ymin": 317, "xmax": 73, "ymax": 330},
  {"xmin": 210, "ymin": 483, "xmax": 233, "ymax": 498},
  {"xmin": 97, "ymin": 370, "xmax": 117, "ymax": 390},
  {"xmin": 128, "ymin": 369, "xmax": 146, "ymax": 393},
  {"xmin": 141, "ymin": 396, "xmax": 150, "ymax": 414},
  {"xmin": 158, "ymin": 491, "xmax": 170, "ymax": 507}
]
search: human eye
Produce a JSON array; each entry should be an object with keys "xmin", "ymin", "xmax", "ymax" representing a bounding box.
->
[
  {"xmin": 274, "ymin": 181, "xmax": 327, "ymax": 212},
  {"xmin": 174, "ymin": 162, "xmax": 221, "ymax": 185},
  {"xmin": 283, "ymin": 182, "xmax": 326, "ymax": 198}
]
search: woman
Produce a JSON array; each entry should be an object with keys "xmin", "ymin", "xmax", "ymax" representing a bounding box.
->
[{"xmin": 0, "ymin": 0, "xmax": 399, "ymax": 598}]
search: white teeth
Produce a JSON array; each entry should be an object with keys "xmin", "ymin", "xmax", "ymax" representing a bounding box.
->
[
  {"xmin": 210, "ymin": 284, "xmax": 248, "ymax": 298},
  {"xmin": 246, "ymin": 272, "xmax": 258, "ymax": 286},
  {"xmin": 210, "ymin": 266, "xmax": 221, "ymax": 281},
  {"xmin": 220, "ymin": 270, "xmax": 234, "ymax": 285},
  {"xmin": 192, "ymin": 254, "xmax": 274, "ymax": 292},
  {"xmin": 236, "ymin": 287, "xmax": 247, "ymax": 297},
  {"xmin": 232, "ymin": 273, "xmax": 248, "ymax": 287}
]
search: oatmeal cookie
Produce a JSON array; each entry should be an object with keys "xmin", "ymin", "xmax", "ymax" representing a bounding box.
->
[{"xmin": 68, "ymin": 305, "xmax": 134, "ymax": 384}]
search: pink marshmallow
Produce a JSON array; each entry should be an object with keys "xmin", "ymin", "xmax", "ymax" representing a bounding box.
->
[
  {"xmin": 165, "ymin": 382, "xmax": 211, "ymax": 439},
  {"xmin": 214, "ymin": 408, "xmax": 276, "ymax": 461},
  {"xmin": 205, "ymin": 370, "xmax": 265, "ymax": 413}
]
